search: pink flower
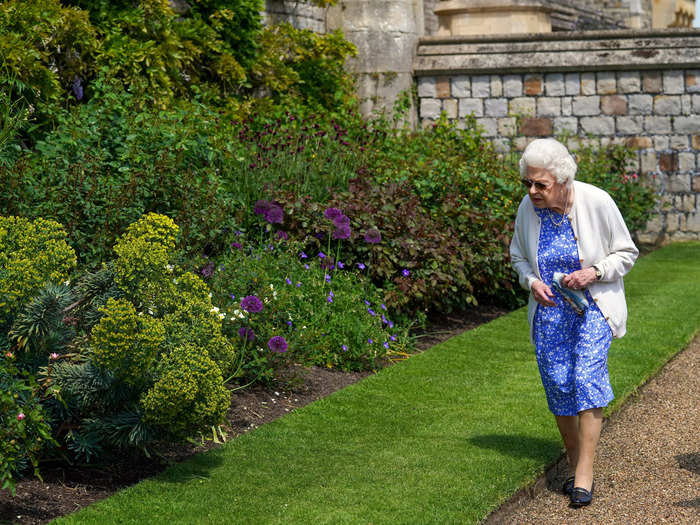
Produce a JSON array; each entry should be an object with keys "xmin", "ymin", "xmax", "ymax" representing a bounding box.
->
[
  {"xmin": 50, "ymin": 353, "xmax": 59, "ymax": 360},
  {"xmin": 4, "ymin": 351, "xmax": 13, "ymax": 359},
  {"xmin": 17, "ymin": 413, "xmax": 26, "ymax": 421}
]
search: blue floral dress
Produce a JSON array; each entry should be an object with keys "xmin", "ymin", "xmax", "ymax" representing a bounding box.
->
[{"xmin": 533, "ymin": 207, "xmax": 614, "ymax": 416}]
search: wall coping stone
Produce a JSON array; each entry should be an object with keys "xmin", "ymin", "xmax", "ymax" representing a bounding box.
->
[{"xmin": 414, "ymin": 29, "xmax": 700, "ymax": 75}]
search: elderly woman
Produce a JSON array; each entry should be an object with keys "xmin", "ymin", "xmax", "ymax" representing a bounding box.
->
[{"xmin": 510, "ymin": 138, "xmax": 638, "ymax": 508}]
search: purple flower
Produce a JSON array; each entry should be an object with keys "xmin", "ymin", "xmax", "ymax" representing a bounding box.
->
[
  {"xmin": 333, "ymin": 215, "xmax": 350, "ymax": 227},
  {"xmin": 300, "ymin": 251, "xmax": 308, "ymax": 259},
  {"xmin": 388, "ymin": 321, "xmax": 394, "ymax": 329},
  {"xmin": 327, "ymin": 296, "xmax": 333, "ymax": 303},
  {"xmin": 254, "ymin": 200, "xmax": 272, "ymax": 215},
  {"xmin": 286, "ymin": 277, "xmax": 292, "ymax": 285},
  {"xmin": 328, "ymin": 290, "xmax": 335, "ymax": 298},
  {"xmin": 234, "ymin": 230, "xmax": 243, "ymax": 236},
  {"xmin": 368, "ymin": 309, "xmax": 376, "ymax": 316},
  {"xmin": 287, "ymin": 321, "xmax": 293, "ymax": 327},
  {"xmin": 229, "ymin": 293, "xmax": 236, "ymax": 300},
  {"xmin": 364, "ymin": 228, "xmax": 382, "ymax": 244},
  {"xmin": 368, "ymin": 338, "xmax": 373, "ymax": 344},
  {"xmin": 238, "ymin": 327, "xmax": 255, "ymax": 341},
  {"xmin": 72, "ymin": 78, "xmax": 83, "ymax": 101},
  {"xmin": 337, "ymin": 261, "xmax": 344, "ymax": 269},
  {"xmin": 342, "ymin": 344, "xmax": 348, "ymax": 352},
  {"xmin": 364, "ymin": 300, "xmax": 371, "ymax": 306},
  {"xmin": 381, "ymin": 303, "xmax": 387, "ymax": 310},
  {"xmin": 296, "ymin": 282, "xmax": 301, "ymax": 287},
  {"xmin": 333, "ymin": 224, "xmax": 351, "ymax": 240},
  {"xmin": 390, "ymin": 334, "xmax": 397, "ymax": 341},
  {"xmin": 358, "ymin": 263, "xmax": 366, "ymax": 270},
  {"xmin": 231, "ymin": 242, "xmax": 242, "ymax": 250},
  {"xmin": 200, "ymin": 261, "xmax": 215, "ymax": 277},
  {"xmin": 382, "ymin": 315, "xmax": 388, "ymax": 324},
  {"xmin": 383, "ymin": 342, "xmax": 390, "ymax": 349},
  {"xmin": 304, "ymin": 264, "xmax": 310, "ymax": 270},
  {"xmin": 241, "ymin": 295, "xmax": 263, "ymax": 313},
  {"xmin": 324, "ymin": 207, "xmax": 343, "ymax": 220},
  {"xmin": 268, "ymin": 336, "xmax": 288, "ymax": 353},
  {"xmin": 318, "ymin": 251, "xmax": 326, "ymax": 259},
  {"xmin": 325, "ymin": 274, "xmax": 331, "ymax": 283},
  {"xmin": 402, "ymin": 269, "xmax": 411, "ymax": 277},
  {"xmin": 265, "ymin": 205, "xmax": 284, "ymax": 224},
  {"xmin": 277, "ymin": 231, "xmax": 289, "ymax": 241}
]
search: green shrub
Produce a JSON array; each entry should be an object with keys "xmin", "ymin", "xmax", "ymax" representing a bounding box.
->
[
  {"xmin": 0, "ymin": 358, "xmax": 56, "ymax": 495},
  {"xmin": 0, "ymin": 216, "xmax": 77, "ymax": 329},
  {"xmin": 90, "ymin": 298, "xmax": 165, "ymax": 385},
  {"xmin": 141, "ymin": 343, "xmax": 229, "ymax": 439}
]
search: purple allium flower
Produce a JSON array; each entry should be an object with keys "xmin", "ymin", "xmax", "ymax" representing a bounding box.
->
[
  {"xmin": 333, "ymin": 215, "xmax": 350, "ymax": 227},
  {"xmin": 383, "ymin": 342, "xmax": 390, "ymax": 349},
  {"xmin": 364, "ymin": 228, "xmax": 382, "ymax": 244},
  {"xmin": 238, "ymin": 327, "xmax": 255, "ymax": 341},
  {"xmin": 254, "ymin": 199, "xmax": 272, "ymax": 215},
  {"xmin": 318, "ymin": 251, "xmax": 326, "ymax": 259},
  {"xmin": 368, "ymin": 309, "xmax": 376, "ymax": 316},
  {"xmin": 300, "ymin": 251, "xmax": 308, "ymax": 259},
  {"xmin": 277, "ymin": 231, "xmax": 289, "ymax": 241},
  {"xmin": 72, "ymin": 78, "xmax": 83, "ymax": 101},
  {"xmin": 337, "ymin": 261, "xmax": 344, "ymax": 269},
  {"xmin": 286, "ymin": 277, "xmax": 292, "ymax": 285},
  {"xmin": 268, "ymin": 336, "xmax": 288, "ymax": 353},
  {"xmin": 342, "ymin": 344, "xmax": 348, "ymax": 352},
  {"xmin": 265, "ymin": 205, "xmax": 284, "ymax": 224},
  {"xmin": 324, "ymin": 207, "xmax": 343, "ymax": 220},
  {"xmin": 200, "ymin": 261, "xmax": 215, "ymax": 277},
  {"xmin": 333, "ymin": 224, "xmax": 351, "ymax": 240},
  {"xmin": 241, "ymin": 295, "xmax": 263, "ymax": 313},
  {"xmin": 402, "ymin": 269, "xmax": 411, "ymax": 277},
  {"xmin": 358, "ymin": 263, "xmax": 366, "ymax": 270}
]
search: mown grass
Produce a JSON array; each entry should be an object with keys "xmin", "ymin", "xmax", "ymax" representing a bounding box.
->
[{"xmin": 54, "ymin": 242, "xmax": 700, "ymax": 525}]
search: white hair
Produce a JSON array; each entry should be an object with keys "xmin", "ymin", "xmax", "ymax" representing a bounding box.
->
[{"xmin": 519, "ymin": 138, "xmax": 577, "ymax": 186}]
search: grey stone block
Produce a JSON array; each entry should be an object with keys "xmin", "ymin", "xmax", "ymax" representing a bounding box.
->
[
  {"xmin": 681, "ymin": 95, "xmax": 693, "ymax": 115},
  {"xmin": 498, "ymin": 117, "xmax": 517, "ymax": 137},
  {"xmin": 687, "ymin": 70, "xmax": 700, "ymax": 93},
  {"xmin": 670, "ymin": 135, "xmax": 689, "ymax": 150},
  {"xmin": 640, "ymin": 151, "xmax": 657, "ymax": 173},
  {"xmin": 653, "ymin": 135, "xmax": 670, "ymax": 150},
  {"xmin": 693, "ymin": 94, "xmax": 700, "ymax": 113},
  {"xmin": 653, "ymin": 96, "xmax": 682, "ymax": 116},
  {"xmin": 485, "ymin": 98, "xmax": 508, "ymax": 117},
  {"xmin": 679, "ymin": 152, "xmax": 696, "ymax": 172},
  {"xmin": 628, "ymin": 94, "xmax": 653, "ymax": 115},
  {"xmin": 617, "ymin": 71, "xmax": 640, "ymax": 93},
  {"xmin": 572, "ymin": 96, "xmax": 600, "ymax": 116},
  {"xmin": 553, "ymin": 117, "xmax": 577, "ymax": 135},
  {"xmin": 509, "ymin": 97, "xmax": 535, "ymax": 117},
  {"xmin": 561, "ymin": 97, "xmax": 572, "ymax": 116},
  {"xmin": 537, "ymin": 97, "xmax": 561, "ymax": 117},
  {"xmin": 477, "ymin": 117, "xmax": 498, "ymax": 137},
  {"xmin": 662, "ymin": 70, "xmax": 684, "ymax": 95},
  {"xmin": 545, "ymin": 73, "xmax": 565, "ymax": 96},
  {"xmin": 674, "ymin": 116, "xmax": 700, "ymax": 134},
  {"xmin": 490, "ymin": 76, "xmax": 503, "ymax": 97},
  {"xmin": 581, "ymin": 73, "xmax": 596, "ymax": 95},
  {"xmin": 565, "ymin": 73, "xmax": 580, "ymax": 96},
  {"xmin": 596, "ymin": 72, "xmax": 616, "ymax": 95},
  {"xmin": 491, "ymin": 137, "xmax": 511, "ymax": 154},
  {"xmin": 644, "ymin": 116, "xmax": 672, "ymax": 134},
  {"xmin": 666, "ymin": 174, "xmax": 691, "ymax": 192},
  {"xmin": 418, "ymin": 77, "xmax": 437, "ymax": 98},
  {"xmin": 504, "ymin": 75, "xmax": 523, "ymax": 97},
  {"xmin": 580, "ymin": 116, "xmax": 615, "ymax": 135},
  {"xmin": 420, "ymin": 98, "xmax": 441, "ymax": 119},
  {"xmin": 443, "ymin": 99, "xmax": 458, "ymax": 119},
  {"xmin": 616, "ymin": 116, "xmax": 643, "ymax": 135},
  {"xmin": 459, "ymin": 98, "xmax": 484, "ymax": 117},
  {"xmin": 472, "ymin": 75, "xmax": 490, "ymax": 98},
  {"xmin": 451, "ymin": 76, "xmax": 470, "ymax": 98}
]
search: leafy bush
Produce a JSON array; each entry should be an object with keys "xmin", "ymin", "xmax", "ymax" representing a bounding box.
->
[
  {"xmin": 1, "ymin": 358, "xmax": 56, "ymax": 495},
  {"xmin": 141, "ymin": 343, "xmax": 229, "ymax": 439},
  {"xmin": 0, "ymin": 216, "xmax": 77, "ymax": 329}
]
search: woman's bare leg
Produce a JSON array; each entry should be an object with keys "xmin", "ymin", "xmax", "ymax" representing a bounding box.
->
[
  {"xmin": 574, "ymin": 407, "xmax": 603, "ymax": 491},
  {"xmin": 555, "ymin": 415, "xmax": 579, "ymax": 475}
]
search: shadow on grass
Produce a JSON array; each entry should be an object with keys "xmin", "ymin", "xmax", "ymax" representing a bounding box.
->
[
  {"xmin": 468, "ymin": 434, "xmax": 561, "ymax": 462},
  {"xmin": 157, "ymin": 450, "xmax": 225, "ymax": 484}
]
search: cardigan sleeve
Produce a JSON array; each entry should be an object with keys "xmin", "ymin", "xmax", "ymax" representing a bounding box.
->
[
  {"xmin": 594, "ymin": 193, "xmax": 639, "ymax": 282},
  {"xmin": 510, "ymin": 198, "xmax": 539, "ymax": 291}
]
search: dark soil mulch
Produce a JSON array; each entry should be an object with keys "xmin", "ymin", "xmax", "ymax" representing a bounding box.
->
[{"xmin": 0, "ymin": 305, "xmax": 508, "ymax": 525}]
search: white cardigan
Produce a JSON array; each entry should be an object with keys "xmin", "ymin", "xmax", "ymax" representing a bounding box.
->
[{"xmin": 510, "ymin": 180, "xmax": 639, "ymax": 341}]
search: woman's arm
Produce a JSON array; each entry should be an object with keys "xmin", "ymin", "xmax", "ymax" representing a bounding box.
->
[
  {"xmin": 510, "ymin": 200, "xmax": 539, "ymax": 291},
  {"xmin": 595, "ymin": 194, "xmax": 639, "ymax": 282}
]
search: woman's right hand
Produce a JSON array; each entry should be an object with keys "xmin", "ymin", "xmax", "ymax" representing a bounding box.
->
[{"xmin": 531, "ymin": 280, "xmax": 556, "ymax": 306}]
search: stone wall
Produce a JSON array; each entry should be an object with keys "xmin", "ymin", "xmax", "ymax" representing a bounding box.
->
[
  {"xmin": 264, "ymin": 0, "xmax": 327, "ymax": 32},
  {"xmin": 414, "ymin": 29, "xmax": 700, "ymax": 243}
]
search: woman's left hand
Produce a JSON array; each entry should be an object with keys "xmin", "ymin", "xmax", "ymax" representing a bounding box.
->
[{"xmin": 562, "ymin": 267, "xmax": 597, "ymax": 290}]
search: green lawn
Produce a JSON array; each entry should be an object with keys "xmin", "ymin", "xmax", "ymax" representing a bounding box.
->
[{"xmin": 54, "ymin": 242, "xmax": 700, "ymax": 525}]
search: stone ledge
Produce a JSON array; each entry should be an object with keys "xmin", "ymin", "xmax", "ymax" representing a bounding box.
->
[{"xmin": 414, "ymin": 30, "xmax": 700, "ymax": 75}]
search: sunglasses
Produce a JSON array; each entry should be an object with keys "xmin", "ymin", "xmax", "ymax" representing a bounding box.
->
[{"xmin": 521, "ymin": 179, "xmax": 551, "ymax": 192}]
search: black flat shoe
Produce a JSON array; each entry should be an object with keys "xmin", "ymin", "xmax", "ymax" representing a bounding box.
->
[
  {"xmin": 562, "ymin": 476, "xmax": 575, "ymax": 495},
  {"xmin": 570, "ymin": 483, "xmax": 595, "ymax": 508}
]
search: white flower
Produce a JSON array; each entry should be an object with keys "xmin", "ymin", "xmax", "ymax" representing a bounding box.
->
[
  {"xmin": 264, "ymin": 298, "xmax": 269, "ymax": 304},
  {"xmin": 269, "ymin": 284, "xmax": 274, "ymax": 290},
  {"xmin": 63, "ymin": 280, "xmax": 70, "ymax": 286},
  {"xmin": 147, "ymin": 309, "xmax": 154, "ymax": 316},
  {"xmin": 218, "ymin": 313, "xmax": 226, "ymax": 320},
  {"xmin": 210, "ymin": 306, "xmax": 220, "ymax": 313},
  {"xmin": 273, "ymin": 291, "xmax": 277, "ymax": 299},
  {"xmin": 173, "ymin": 278, "xmax": 179, "ymax": 284},
  {"xmin": 208, "ymin": 293, "xmax": 212, "ymax": 298},
  {"xmin": 165, "ymin": 264, "xmax": 174, "ymax": 273},
  {"xmin": 302, "ymin": 325, "xmax": 307, "ymax": 330}
]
